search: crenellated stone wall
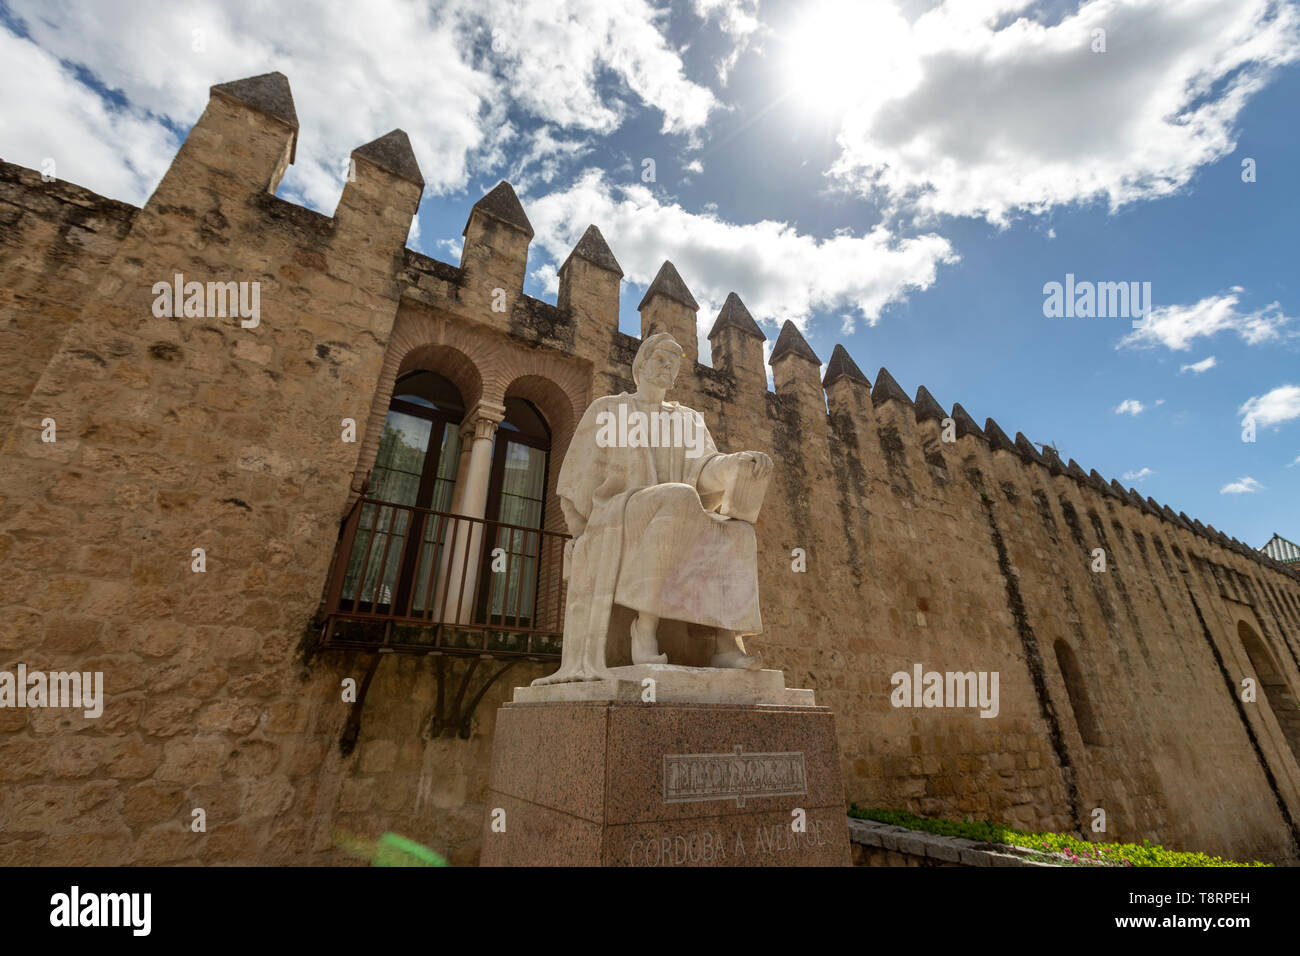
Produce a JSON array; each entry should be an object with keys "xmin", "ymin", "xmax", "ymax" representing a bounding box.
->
[{"xmin": 2, "ymin": 71, "xmax": 1299, "ymax": 866}]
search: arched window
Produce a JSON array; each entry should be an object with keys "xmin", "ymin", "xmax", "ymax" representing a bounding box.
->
[
  {"xmin": 340, "ymin": 371, "xmax": 464, "ymax": 613},
  {"xmin": 1055, "ymin": 640, "xmax": 1103, "ymax": 746},
  {"xmin": 1238, "ymin": 620, "xmax": 1300, "ymax": 765},
  {"xmin": 478, "ymin": 397, "xmax": 551, "ymax": 625}
]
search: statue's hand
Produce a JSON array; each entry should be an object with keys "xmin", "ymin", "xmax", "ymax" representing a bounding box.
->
[{"xmin": 735, "ymin": 451, "xmax": 773, "ymax": 480}]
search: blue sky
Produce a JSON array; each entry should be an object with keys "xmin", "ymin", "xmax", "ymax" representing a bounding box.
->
[{"xmin": 1, "ymin": 0, "xmax": 1296, "ymax": 547}]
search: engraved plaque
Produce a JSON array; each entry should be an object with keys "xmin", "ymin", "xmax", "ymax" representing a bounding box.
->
[{"xmin": 663, "ymin": 748, "xmax": 807, "ymax": 808}]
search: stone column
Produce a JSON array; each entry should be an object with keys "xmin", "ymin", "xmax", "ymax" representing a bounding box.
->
[{"xmin": 441, "ymin": 401, "xmax": 504, "ymax": 625}]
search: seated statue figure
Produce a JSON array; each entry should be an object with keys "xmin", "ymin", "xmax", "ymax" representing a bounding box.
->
[{"xmin": 534, "ymin": 331, "xmax": 774, "ymax": 685}]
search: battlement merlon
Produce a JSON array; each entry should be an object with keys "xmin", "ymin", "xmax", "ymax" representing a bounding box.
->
[
  {"xmin": 459, "ymin": 180, "xmax": 534, "ymax": 314},
  {"xmin": 557, "ymin": 224, "xmax": 622, "ymax": 327},
  {"xmin": 160, "ymin": 72, "xmax": 299, "ymax": 206},
  {"xmin": 708, "ymin": 292, "xmax": 766, "ymax": 389},
  {"xmin": 769, "ymin": 320, "xmax": 822, "ymax": 407},
  {"xmin": 638, "ymin": 260, "xmax": 700, "ymax": 369},
  {"xmin": 334, "ymin": 129, "xmax": 424, "ymax": 252}
]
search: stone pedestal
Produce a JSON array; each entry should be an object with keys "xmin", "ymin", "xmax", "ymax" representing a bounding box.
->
[{"xmin": 480, "ymin": 690, "xmax": 851, "ymax": 866}]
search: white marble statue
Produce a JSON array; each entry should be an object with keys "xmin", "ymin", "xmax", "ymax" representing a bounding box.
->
[{"xmin": 534, "ymin": 332, "xmax": 774, "ymax": 685}]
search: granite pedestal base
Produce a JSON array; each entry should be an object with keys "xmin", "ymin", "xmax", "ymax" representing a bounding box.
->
[{"xmin": 480, "ymin": 698, "xmax": 851, "ymax": 866}]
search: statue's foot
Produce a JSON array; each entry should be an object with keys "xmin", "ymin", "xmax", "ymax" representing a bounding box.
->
[
  {"xmin": 630, "ymin": 615, "xmax": 667, "ymax": 665},
  {"xmin": 711, "ymin": 649, "xmax": 763, "ymax": 670}
]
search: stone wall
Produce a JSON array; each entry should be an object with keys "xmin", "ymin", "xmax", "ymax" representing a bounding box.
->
[
  {"xmin": 0, "ymin": 162, "xmax": 137, "ymax": 428},
  {"xmin": 2, "ymin": 71, "xmax": 1299, "ymax": 866}
]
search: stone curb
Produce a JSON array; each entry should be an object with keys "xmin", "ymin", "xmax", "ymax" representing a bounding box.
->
[{"xmin": 847, "ymin": 818, "xmax": 1063, "ymax": 867}]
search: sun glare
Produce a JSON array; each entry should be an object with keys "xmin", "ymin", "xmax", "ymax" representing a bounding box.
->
[{"xmin": 780, "ymin": 0, "xmax": 920, "ymax": 118}]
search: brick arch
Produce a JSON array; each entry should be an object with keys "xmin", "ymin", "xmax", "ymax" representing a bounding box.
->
[
  {"xmin": 396, "ymin": 343, "xmax": 482, "ymax": 409},
  {"xmin": 349, "ymin": 305, "xmax": 493, "ymax": 503},
  {"xmin": 504, "ymin": 374, "xmax": 578, "ymax": 441},
  {"xmin": 348, "ymin": 300, "xmax": 592, "ymax": 512}
]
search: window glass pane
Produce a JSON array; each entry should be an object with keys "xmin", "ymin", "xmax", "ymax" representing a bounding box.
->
[
  {"xmin": 341, "ymin": 410, "xmax": 430, "ymax": 604},
  {"xmin": 369, "ymin": 410, "xmax": 432, "ymax": 506},
  {"xmin": 411, "ymin": 423, "xmax": 462, "ymax": 613},
  {"xmin": 487, "ymin": 441, "xmax": 547, "ymax": 621}
]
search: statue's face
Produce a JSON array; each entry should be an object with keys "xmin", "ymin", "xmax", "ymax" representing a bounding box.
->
[{"xmin": 642, "ymin": 346, "xmax": 681, "ymax": 390}]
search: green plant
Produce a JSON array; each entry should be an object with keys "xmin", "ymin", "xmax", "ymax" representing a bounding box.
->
[{"xmin": 848, "ymin": 806, "xmax": 1269, "ymax": 867}]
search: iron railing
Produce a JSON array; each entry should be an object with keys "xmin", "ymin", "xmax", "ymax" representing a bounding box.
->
[{"xmin": 320, "ymin": 495, "xmax": 568, "ymax": 659}]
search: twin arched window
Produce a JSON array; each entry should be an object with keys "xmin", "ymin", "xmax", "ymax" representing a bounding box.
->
[{"xmin": 339, "ymin": 370, "xmax": 550, "ymax": 627}]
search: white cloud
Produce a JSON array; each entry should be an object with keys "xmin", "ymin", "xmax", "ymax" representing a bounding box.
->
[
  {"xmin": 524, "ymin": 168, "xmax": 957, "ymax": 330},
  {"xmin": 1239, "ymin": 385, "xmax": 1300, "ymax": 429},
  {"xmin": 1120, "ymin": 292, "xmax": 1292, "ymax": 351},
  {"xmin": 1180, "ymin": 356, "xmax": 1217, "ymax": 374},
  {"xmin": 1220, "ymin": 476, "xmax": 1263, "ymax": 494},
  {"xmin": 435, "ymin": 238, "xmax": 464, "ymax": 261},
  {"xmin": 1, "ymin": 0, "xmax": 716, "ymax": 208},
  {"xmin": 817, "ymin": 0, "xmax": 1300, "ymax": 225},
  {"xmin": 506, "ymin": 127, "xmax": 593, "ymax": 194},
  {"xmin": 1288, "ymin": 454, "xmax": 1300, "ymax": 468},
  {"xmin": 530, "ymin": 263, "xmax": 560, "ymax": 296},
  {"xmin": 1115, "ymin": 399, "xmax": 1145, "ymax": 416},
  {"xmin": 1123, "ymin": 467, "xmax": 1154, "ymax": 481},
  {"xmin": 695, "ymin": 0, "xmax": 766, "ymax": 85},
  {"xmin": 0, "ymin": 30, "xmax": 179, "ymax": 206}
]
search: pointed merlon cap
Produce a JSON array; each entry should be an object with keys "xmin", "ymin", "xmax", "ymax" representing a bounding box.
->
[
  {"xmin": 709, "ymin": 292, "xmax": 764, "ymax": 340},
  {"xmin": 463, "ymin": 181, "xmax": 534, "ymax": 238},
  {"xmin": 1067, "ymin": 458, "xmax": 1091, "ymax": 483},
  {"xmin": 1192, "ymin": 517, "xmax": 1208, "ymax": 535},
  {"xmin": 1088, "ymin": 469, "xmax": 1117, "ymax": 497},
  {"xmin": 769, "ymin": 320, "xmax": 820, "ymax": 365},
  {"xmin": 560, "ymin": 224, "xmax": 623, "ymax": 277},
  {"xmin": 983, "ymin": 417, "xmax": 1016, "ymax": 453},
  {"xmin": 1129, "ymin": 488, "xmax": 1157, "ymax": 515},
  {"xmin": 1177, "ymin": 511, "xmax": 1196, "ymax": 531},
  {"xmin": 1015, "ymin": 433, "xmax": 1045, "ymax": 466},
  {"xmin": 873, "ymin": 367, "xmax": 912, "ymax": 408},
  {"xmin": 1146, "ymin": 495, "xmax": 1162, "ymax": 514},
  {"xmin": 950, "ymin": 403, "xmax": 985, "ymax": 441},
  {"xmin": 1161, "ymin": 504, "xmax": 1181, "ymax": 525},
  {"xmin": 351, "ymin": 129, "xmax": 423, "ymax": 187},
  {"xmin": 637, "ymin": 260, "xmax": 698, "ymax": 311},
  {"xmin": 1040, "ymin": 445, "xmax": 1066, "ymax": 475},
  {"xmin": 210, "ymin": 72, "xmax": 298, "ymax": 161},
  {"xmin": 914, "ymin": 386, "xmax": 947, "ymax": 424},
  {"xmin": 822, "ymin": 344, "xmax": 869, "ymax": 387},
  {"xmin": 1110, "ymin": 478, "xmax": 1130, "ymax": 500}
]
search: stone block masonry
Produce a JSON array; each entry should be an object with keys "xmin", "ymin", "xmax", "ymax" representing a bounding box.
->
[{"xmin": 1, "ymin": 70, "xmax": 1299, "ymax": 865}]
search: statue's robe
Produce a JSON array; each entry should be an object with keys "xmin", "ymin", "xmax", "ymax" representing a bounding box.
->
[{"xmin": 534, "ymin": 393, "xmax": 763, "ymax": 684}]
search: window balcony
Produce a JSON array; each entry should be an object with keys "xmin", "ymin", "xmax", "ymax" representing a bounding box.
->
[{"xmin": 319, "ymin": 495, "xmax": 568, "ymax": 660}]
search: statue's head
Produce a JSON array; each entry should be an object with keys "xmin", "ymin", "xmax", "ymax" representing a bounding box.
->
[{"xmin": 632, "ymin": 332, "xmax": 684, "ymax": 391}]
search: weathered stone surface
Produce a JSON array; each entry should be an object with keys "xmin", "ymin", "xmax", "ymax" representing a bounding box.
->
[{"xmin": 0, "ymin": 67, "xmax": 1296, "ymax": 872}]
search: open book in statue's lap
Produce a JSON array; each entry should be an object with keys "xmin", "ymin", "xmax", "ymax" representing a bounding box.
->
[{"xmin": 534, "ymin": 332, "xmax": 773, "ymax": 685}]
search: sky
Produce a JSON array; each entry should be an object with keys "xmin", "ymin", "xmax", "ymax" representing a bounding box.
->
[{"xmin": 1, "ymin": 0, "xmax": 1296, "ymax": 549}]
